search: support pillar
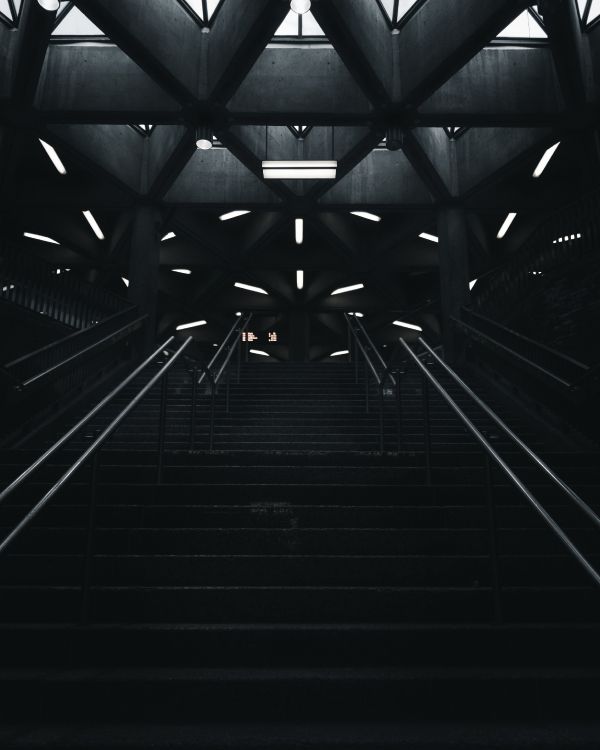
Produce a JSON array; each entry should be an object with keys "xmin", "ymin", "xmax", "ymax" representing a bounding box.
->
[
  {"xmin": 128, "ymin": 206, "xmax": 161, "ymax": 354},
  {"xmin": 289, "ymin": 311, "xmax": 310, "ymax": 362},
  {"xmin": 437, "ymin": 208, "xmax": 470, "ymax": 364}
]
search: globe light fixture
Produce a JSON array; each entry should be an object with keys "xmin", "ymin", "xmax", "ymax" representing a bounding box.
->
[
  {"xmin": 290, "ymin": 0, "xmax": 311, "ymax": 14},
  {"xmin": 195, "ymin": 125, "xmax": 213, "ymax": 150}
]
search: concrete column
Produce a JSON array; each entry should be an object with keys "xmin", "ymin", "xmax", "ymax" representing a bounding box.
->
[
  {"xmin": 437, "ymin": 208, "xmax": 470, "ymax": 363},
  {"xmin": 289, "ymin": 311, "xmax": 310, "ymax": 362},
  {"xmin": 128, "ymin": 205, "xmax": 161, "ymax": 353}
]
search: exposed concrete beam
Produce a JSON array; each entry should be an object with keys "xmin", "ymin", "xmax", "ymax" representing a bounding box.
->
[
  {"xmin": 11, "ymin": 0, "xmax": 56, "ymax": 104},
  {"xmin": 146, "ymin": 125, "xmax": 195, "ymax": 198},
  {"xmin": 312, "ymin": 0, "xmax": 393, "ymax": 104},
  {"xmin": 412, "ymin": 128, "xmax": 457, "ymax": 197},
  {"xmin": 402, "ymin": 131, "xmax": 452, "ymax": 202},
  {"xmin": 75, "ymin": 0, "xmax": 207, "ymax": 101},
  {"xmin": 393, "ymin": 0, "xmax": 527, "ymax": 107}
]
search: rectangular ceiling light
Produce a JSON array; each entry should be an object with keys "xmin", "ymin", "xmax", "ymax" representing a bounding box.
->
[
  {"xmin": 330, "ymin": 350, "xmax": 350, "ymax": 357},
  {"xmin": 176, "ymin": 319, "xmax": 207, "ymax": 330},
  {"xmin": 82, "ymin": 210, "xmax": 105, "ymax": 240},
  {"xmin": 235, "ymin": 282, "xmax": 268, "ymax": 295},
  {"xmin": 39, "ymin": 139, "xmax": 67, "ymax": 175},
  {"xmin": 497, "ymin": 212, "xmax": 517, "ymax": 239},
  {"xmin": 220, "ymin": 210, "xmax": 251, "ymax": 221},
  {"xmin": 296, "ymin": 269, "xmax": 304, "ymax": 290},
  {"xmin": 161, "ymin": 232, "xmax": 176, "ymax": 241},
  {"xmin": 23, "ymin": 232, "xmax": 59, "ymax": 244},
  {"xmin": 331, "ymin": 283, "xmax": 364, "ymax": 296},
  {"xmin": 249, "ymin": 349, "xmax": 269, "ymax": 357},
  {"xmin": 295, "ymin": 218, "xmax": 303, "ymax": 245},
  {"xmin": 262, "ymin": 160, "xmax": 337, "ymax": 180},
  {"xmin": 350, "ymin": 211, "xmax": 381, "ymax": 222},
  {"xmin": 172, "ymin": 268, "xmax": 191, "ymax": 275},
  {"xmin": 419, "ymin": 232, "xmax": 439, "ymax": 243},
  {"xmin": 533, "ymin": 142, "xmax": 560, "ymax": 178},
  {"xmin": 393, "ymin": 320, "xmax": 423, "ymax": 331}
]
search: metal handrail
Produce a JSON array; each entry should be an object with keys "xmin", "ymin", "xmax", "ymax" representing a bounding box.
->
[
  {"xmin": 344, "ymin": 313, "xmax": 395, "ymax": 387},
  {"xmin": 0, "ymin": 336, "xmax": 174, "ymax": 507},
  {"xmin": 353, "ymin": 315, "xmax": 396, "ymax": 387},
  {"xmin": 400, "ymin": 339, "xmax": 600, "ymax": 588},
  {"xmin": 18, "ymin": 314, "xmax": 146, "ymax": 390},
  {"xmin": 0, "ymin": 336, "xmax": 192, "ymax": 555},
  {"xmin": 418, "ymin": 337, "xmax": 600, "ymax": 532},
  {"xmin": 198, "ymin": 313, "xmax": 252, "ymax": 387}
]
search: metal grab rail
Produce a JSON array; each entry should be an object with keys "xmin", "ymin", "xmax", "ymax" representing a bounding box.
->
[
  {"xmin": 0, "ymin": 336, "xmax": 174, "ymax": 508},
  {"xmin": 0, "ymin": 336, "xmax": 192, "ymax": 555},
  {"xmin": 400, "ymin": 339, "xmax": 600, "ymax": 589},
  {"xmin": 198, "ymin": 313, "xmax": 252, "ymax": 388}
]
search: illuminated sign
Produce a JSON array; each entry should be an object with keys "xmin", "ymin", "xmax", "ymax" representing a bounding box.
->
[
  {"xmin": 241, "ymin": 331, "xmax": 279, "ymax": 343},
  {"xmin": 268, "ymin": 331, "xmax": 278, "ymax": 343}
]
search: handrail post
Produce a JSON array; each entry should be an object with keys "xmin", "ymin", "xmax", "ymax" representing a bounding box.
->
[
  {"xmin": 364, "ymin": 360, "xmax": 369, "ymax": 414},
  {"xmin": 396, "ymin": 369, "xmax": 402, "ymax": 455},
  {"xmin": 354, "ymin": 338, "xmax": 359, "ymax": 384},
  {"xmin": 80, "ymin": 450, "xmax": 100, "ymax": 625},
  {"xmin": 379, "ymin": 381, "xmax": 385, "ymax": 454},
  {"xmin": 157, "ymin": 371, "xmax": 168, "ymax": 483},
  {"xmin": 189, "ymin": 366, "xmax": 198, "ymax": 451},
  {"xmin": 226, "ymin": 367, "xmax": 231, "ymax": 414},
  {"xmin": 237, "ymin": 335, "xmax": 242, "ymax": 384},
  {"xmin": 484, "ymin": 453, "xmax": 503, "ymax": 623},
  {"xmin": 422, "ymin": 374, "xmax": 432, "ymax": 485},
  {"xmin": 208, "ymin": 377, "xmax": 216, "ymax": 451}
]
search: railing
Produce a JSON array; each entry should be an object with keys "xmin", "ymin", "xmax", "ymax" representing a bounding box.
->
[
  {"xmin": 399, "ymin": 337, "xmax": 600, "ymax": 608},
  {"xmin": 454, "ymin": 308, "xmax": 590, "ymax": 393},
  {"xmin": 1, "ymin": 242, "xmax": 128, "ymax": 330}
]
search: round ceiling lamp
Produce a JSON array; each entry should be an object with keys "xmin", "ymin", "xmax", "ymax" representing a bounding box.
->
[
  {"xmin": 37, "ymin": 0, "xmax": 60, "ymax": 10},
  {"xmin": 290, "ymin": 0, "xmax": 311, "ymax": 14},
  {"xmin": 195, "ymin": 125, "xmax": 213, "ymax": 151}
]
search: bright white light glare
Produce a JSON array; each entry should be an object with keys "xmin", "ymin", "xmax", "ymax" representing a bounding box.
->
[
  {"xmin": 295, "ymin": 218, "xmax": 304, "ymax": 245},
  {"xmin": 331, "ymin": 283, "xmax": 364, "ymax": 296},
  {"xmin": 176, "ymin": 320, "xmax": 207, "ymax": 331},
  {"xmin": 219, "ymin": 210, "xmax": 251, "ymax": 221},
  {"xmin": 350, "ymin": 211, "xmax": 381, "ymax": 222},
  {"xmin": 553, "ymin": 233, "xmax": 582, "ymax": 244},
  {"xmin": 196, "ymin": 137, "xmax": 212, "ymax": 150},
  {"xmin": 419, "ymin": 232, "xmax": 439, "ymax": 243},
  {"xmin": 262, "ymin": 160, "xmax": 337, "ymax": 180},
  {"xmin": 348, "ymin": 312, "xmax": 364, "ymax": 318},
  {"xmin": 330, "ymin": 350, "xmax": 350, "ymax": 357},
  {"xmin": 235, "ymin": 311, "xmax": 242, "ymax": 316},
  {"xmin": 234, "ymin": 282, "xmax": 268, "ymax": 295},
  {"xmin": 290, "ymin": 0, "xmax": 311, "ymax": 13},
  {"xmin": 82, "ymin": 210, "xmax": 105, "ymax": 240},
  {"xmin": 2, "ymin": 285, "xmax": 15, "ymax": 292},
  {"xmin": 469, "ymin": 279, "xmax": 478, "ymax": 291},
  {"xmin": 23, "ymin": 232, "xmax": 59, "ymax": 244},
  {"xmin": 249, "ymin": 349, "xmax": 270, "ymax": 357},
  {"xmin": 39, "ymin": 139, "xmax": 67, "ymax": 175},
  {"xmin": 393, "ymin": 320, "xmax": 423, "ymax": 332},
  {"xmin": 161, "ymin": 232, "xmax": 176, "ymax": 241},
  {"xmin": 37, "ymin": 0, "xmax": 60, "ymax": 10},
  {"xmin": 122, "ymin": 277, "xmax": 129, "ymax": 287},
  {"xmin": 172, "ymin": 268, "xmax": 191, "ymax": 275},
  {"xmin": 296, "ymin": 270, "xmax": 304, "ymax": 290},
  {"xmin": 533, "ymin": 142, "xmax": 560, "ymax": 178},
  {"xmin": 497, "ymin": 212, "xmax": 517, "ymax": 239}
]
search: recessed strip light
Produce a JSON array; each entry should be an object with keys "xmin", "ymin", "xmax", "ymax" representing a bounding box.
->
[
  {"xmin": 172, "ymin": 268, "xmax": 191, "ymax": 275},
  {"xmin": 351, "ymin": 211, "xmax": 381, "ymax": 222},
  {"xmin": 393, "ymin": 320, "xmax": 423, "ymax": 331},
  {"xmin": 469, "ymin": 279, "xmax": 477, "ymax": 291},
  {"xmin": 249, "ymin": 349, "xmax": 269, "ymax": 357},
  {"xmin": 122, "ymin": 277, "xmax": 129, "ymax": 287},
  {"xmin": 39, "ymin": 139, "xmax": 67, "ymax": 175},
  {"xmin": 262, "ymin": 160, "xmax": 337, "ymax": 180},
  {"xmin": 533, "ymin": 142, "xmax": 560, "ymax": 178},
  {"xmin": 176, "ymin": 320, "xmax": 207, "ymax": 331},
  {"xmin": 330, "ymin": 350, "xmax": 350, "ymax": 357},
  {"xmin": 235, "ymin": 312, "xmax": 242, "ymax": 316},
  {"xmin": 296, "ymin": 270, "xmax": 304, "ymax": 290},
  {"xmin": 331, "ymin": 283, "xmax": 364, "ymax": 296},
  {"xmin": 295, "ymin": 218, "xmax": 304, "ymax": 245},
  {"xmin": 419, "ymin": 232, "xmax": 439, "ymax": 243},
  {"xmin": 82, "ymin": 210, "xmax": 105, "ymax": 240},
  {"xmin": 348, "ymin": 312, "xmax": 364, "ymax": 318},
  {"xmin": 220, "ymin": 210, "xmax": 251, "ymax": 221},
  {"xmin": 235, "ymin": 282, "xmax": 269, "ymax": 295},
  {"xmin": 23, "ymin": 232, "xmax": 59, "ymax": 244},
  {"xmin": 497, "ymin": 212, "xmax": 517, "ymax": 239},
  {"xmin": 161, "ymin": 232, "xmax": 176, "ymax": 241}
]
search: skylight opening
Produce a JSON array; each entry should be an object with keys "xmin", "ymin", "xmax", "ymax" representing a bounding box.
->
[
  {"xmin": 220, "ymin": 210, "xmax": 251, "ymax": 221},
  {"xmin": 331, "ymin": 283, "xmax": 364, "ymax": 296},
  {"xmin": 39, "ymin": 138, "xmax": 67, "ymax": 175},
  {"xmin": 235, "ymin": 282, "xmax": 269, "ymax": 295},
  {"xmin": 351, "ymin": 211, "xmax": 381, "ymax": 222},
  {"xmin": 377, "ymin": 0, "xmax": 420, "ymax": 27},
  {"xmin": 443, "ymin": 126, "xmax": 469, "ymax": 140},
  {"xmin": 23, "ymin": 232, "xmax": 59, "ymax": 244},
  {"xmin": 52, "ymin": 5, "xmax": 105, "ymax": 36},
  {"xmin": 419, "ymin": 232, "xmax": 439, "ymax": 243},
  {"xmin": 82, "ymin": 210, "xmax": 105, "ymax": 240},
  {"xmin": 497, "ymin": 212, "xmax": 517, "ymax": 239},
  {"xmin": 0, "ymin": 0, "xmax": 20, "ymax": 29},
  {"xmin": 172, "ymin": 268, "xmax": 191, "ymax": 275},
  {"xmin": 578, "ymin": 0, "xmax": 600, "ymax": 27},
  {"xmin": 180, "ymin": 0, "xmax": 223, "ymax": 25},
  {"xmin": 176, "ymin": 319, "xmax": 207, "ymax": 330},
  {"xmin": 496, "ymin": 7, "xmax": 547, "ymax": 39},
  {"xmin": 131, "ymin": 124, "xmax": 155, "ymax": 137},
  {"xmin": 274, "ymin": 8, "xmax": 325, "ymax": 37},
  {"xmin": 288, "ymin": 125, "xmax": 313, "ymax": 139},
  {"xmin": 532, "ymin": 142, "xmax": 560, "ymax": 178},
  {"xmin": 393, "ymin": 320, "xmax": 423, "ymax": 331}
]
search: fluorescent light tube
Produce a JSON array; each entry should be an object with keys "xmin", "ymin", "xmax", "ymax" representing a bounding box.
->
[
  {"xmin": 39, "ymin": 139, "xmax": 67, "ymax": 175},
  {"xmin": 249, "ymin": 349, "xmax": 269, "ymax": 357},
  {"xmin": 122, "ymin": 277, "xmax": 129, "ymax": 287},
  {"xmin": 469, "ymin": 279, "xmax": 477, "ymax": 291},
  {"xmin": 220, "ymin": 210, "xmax": 251, "ymax": 221},
  {"xmin": 497, "ymin": 212, "xmax": 517, "ymax": 239},
  {"xmin": 419, "ymin": 232, "xmax": 439, "ymax": 243},
  {"xmin": 330, "ymin": 350, "xmax": 350, "ymax": 357},
  {"xmin": 23, "ymin": 232, "xmax": 59, "ymax": 244},
  {"xmin": 176, "ymin": 320, "xmax": 207, "ymax": 331},
  {"xmin": 533, "ymin": 142, "xmax": 560, "ymax": 178},
  {"xmin": 393, "ymin": 320, "xmax": 423, "ymax": 331},
  {"xmin": 350, "ymin": 211, "xmax": 381, "ymax": 222},
  {"xmin": 262, "ymin": 160, "xmax": 337, "ymax": 180},
  {"xmin": 172, "ymin": 268, "xmax": 191, "ymax": 275},
  {"xmin": 82, "ymin": 210, "xmax": 105, "ymax": 240},
  {"xmin": 331, "ymin": 283, "xmax": 364, "ymax": 296},
  {"xmin": 296, "ymin": 270, "xmax": 304, "ymax": 290},
  {"xmin": 235, "ymin": 282, "xmax": 268, "ymax": 295},
  {"xmin": 161, "ymin": 232, "xmax": 176, "ymax": 241},
  {"xmin": 295, "ymin": 218, "xmax": 303, "ymax": 245}
]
